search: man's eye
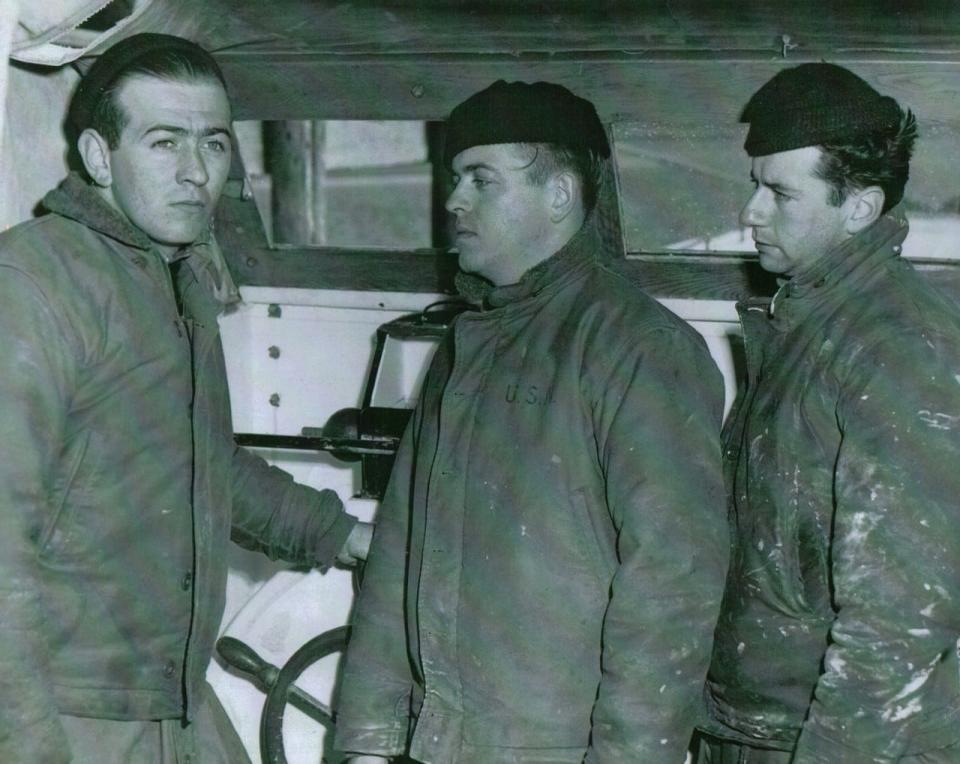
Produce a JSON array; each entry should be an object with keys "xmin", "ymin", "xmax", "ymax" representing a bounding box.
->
[
  {"xmin": 473, "ymin": 177, "xmax": 490, "ymax": 188},
  {"xmin": 205, "ymin": 139, "xmax": 227, "ymax": 153},
  {"xmin": 152, "ymin": 138, "xmax": 176, "ymax": 149}
]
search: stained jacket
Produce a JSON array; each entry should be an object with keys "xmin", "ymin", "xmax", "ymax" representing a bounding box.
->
[
  {"xmin": 704, "ymin": 213, "xmax": 960, "ymax": 761},
  {"xmin": 0, "ymin": 174, "xmax": 356, "ymax": 762},
  {"xmin": 335, "ymin": 218, "xmax": 728, "ymax": 763}
]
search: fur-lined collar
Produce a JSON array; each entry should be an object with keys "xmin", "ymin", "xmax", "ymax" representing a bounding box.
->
[
  {"xmin": 42, "ymin": 172, "xmax": 240, "ymax": 306},
  {"xmin": 454, "ymin": 208, "xmax": 607, "ymax": 308},
  {"xmin": 42, "ymin": 172, "xmax": 154, "ymax": 251}
]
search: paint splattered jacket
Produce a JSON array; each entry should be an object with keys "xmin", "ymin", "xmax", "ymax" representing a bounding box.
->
[
  {"xmin": 0, "ymin": 174, "xmax": 356, "ymax": 763},
  {"xmin": 335, "ymin": 219, "xmax": 728, "ymax": 763},
  {"xmin": 704, "ymin": 213, "xmax": 960, "ymax": 761}
]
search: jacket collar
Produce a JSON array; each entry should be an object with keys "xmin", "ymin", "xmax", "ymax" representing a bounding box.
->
[
  {"xmin": 456, "ymin": 213, "xmax": 604, "ymax": 310},
  {"xmin": 767, "ymin": 210, "xmax": 908, "ymax": 324},
  {"xmin": 43, "ymin": 172, "xmax": 154, "ymax": 252},
  {"xmin": 42, "ymin": 172, "xmax": 240, "ymax": 306}
]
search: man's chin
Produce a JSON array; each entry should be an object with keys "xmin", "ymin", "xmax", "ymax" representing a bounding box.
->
[
  {"xmin": 152, "ymin": 225, "xmax": 207, "ymax": 252},
  {"xmin": 757, "ymin": 250, "xmax": 788, "ymax": 276},
  {"xmin": 456, "ymin": 248, "xmax": 481, "ymax": 273}
]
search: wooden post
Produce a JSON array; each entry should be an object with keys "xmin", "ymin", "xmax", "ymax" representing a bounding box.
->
[{"xmin": 263, "ymin": 120, "xmax": 326, "ymax": 246}]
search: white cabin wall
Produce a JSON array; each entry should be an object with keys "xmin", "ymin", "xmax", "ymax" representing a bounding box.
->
[{"xmin": 212, "ymin": 287, "xmax": 448, "ymax": 762}]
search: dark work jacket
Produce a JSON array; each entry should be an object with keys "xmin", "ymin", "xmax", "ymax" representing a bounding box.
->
[
  {"xmin": 0, "ymin": 174, "xmax": 356, "ymax": 763},
  {"xmin": 704, "ymin": 213, "xmax": 960, "ymax": 761},
  {"xmin": 335, "ymin": 218, "xmax": 729, "ymax": 763}
]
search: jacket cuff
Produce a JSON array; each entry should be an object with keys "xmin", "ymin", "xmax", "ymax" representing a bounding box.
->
[
  {"xmin": 311, "ymin": 500, "xmax": 358, "ymax": 570},
  {"xmin": 332, "ymin": 723, "xmax": 407, "ymax": 761}
]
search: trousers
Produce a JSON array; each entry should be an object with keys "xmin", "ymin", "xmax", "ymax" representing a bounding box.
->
[{"xmin": 59, "ymin": 682, "xmax": 251, "ymax": 764}]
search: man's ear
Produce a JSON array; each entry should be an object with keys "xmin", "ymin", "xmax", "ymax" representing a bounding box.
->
[
  {"xmin": 548, "ymin": 170, "xmax": 577, "ymax": 223},
  {"xmin": 77, "ymin": 128, "xmax": 113, "ymax": 187},
  {"xmin": 845, "ymin": 186, "xmax": 885, "ymax": 234}
]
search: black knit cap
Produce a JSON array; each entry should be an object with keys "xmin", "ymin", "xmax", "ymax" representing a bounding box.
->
[
  {"xmin": 442, "ymin": 80, "xmax": 609, "ymax": 167},
  {"xmin": 741, "ymin": 63, "xmax": 903, "ymax": 157},
  {"xmin": 69, "ymin": 33, "xmax": 224, "ymax": 132}
]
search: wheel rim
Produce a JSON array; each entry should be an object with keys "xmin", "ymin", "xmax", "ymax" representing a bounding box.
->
[{"xmin": 259, "ymin": 625, "xmax": 351, "ymax": 764}]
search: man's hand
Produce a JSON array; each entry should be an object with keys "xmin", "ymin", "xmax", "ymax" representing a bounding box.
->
[
  {"xmin": 336, "ymin": 521, "xmax": 374, "ymax": 565},
  {"xmin": 344, "ymin": 757, "xmax": 390, "ymax": 763}
]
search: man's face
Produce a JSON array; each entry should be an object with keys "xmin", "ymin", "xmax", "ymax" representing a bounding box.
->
[
  {"xmin": 740, "ymin": 145, "xmax": 851, "ymax": 277},
  {"xmin": 104, "ymin": 75, "xmax": 232, "ymax": 256},
  {"xmin": 445, "ymin": 143, "xmax": 552, "ymax": 286}
]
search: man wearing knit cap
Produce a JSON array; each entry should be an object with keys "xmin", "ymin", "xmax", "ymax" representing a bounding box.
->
[
  {"xmin": 0, "ymin": 33, "xmax": 373, "ymax": 763},
  {"xmin": 335, "ymin": 80, "xmax": 728, "ymax": 763},
  {"xmin": 696, "ymin": 63, "xmax": 960, "ymax": 762}
]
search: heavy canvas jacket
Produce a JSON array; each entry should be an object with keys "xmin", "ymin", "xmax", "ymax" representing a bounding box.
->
[
  {"xmin": 0, "ymin": 174, "xmax": 356, "ymax": 762},
  {"xmin": 704, "ymin": 213, "xmax": 960, "ymax": 761},
  {"xmin": 335, "ymin": 219, "xmax": 728, "ymax": 763}
]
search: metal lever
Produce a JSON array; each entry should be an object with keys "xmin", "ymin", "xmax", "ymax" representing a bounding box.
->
[{"xmin": 216, "ymin": 636, "xmax": 333, "ymax": 722}]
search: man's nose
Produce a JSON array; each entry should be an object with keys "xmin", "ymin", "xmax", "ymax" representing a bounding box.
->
[
  {"xmin": 445, "ymin": 181, "xmax": 469, "ymax": 214},
  {"xmin": 739, "ymin": 189, "xmax": 766, "ymax": 228},
  {"xmin": 177, "ymin": 144, "xmax": 209, "ymax": 187}
]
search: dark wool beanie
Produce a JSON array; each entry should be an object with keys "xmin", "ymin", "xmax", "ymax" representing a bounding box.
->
[
  {"xmin": 442, "ymin": 80, "xmax": 610, "ymax": 167},
  {"xmin": 741, "ymin": 63, "xmax": 903, "ymax": 156},
  {"xmin": 70, "ymin": 33, "xmax": 223, "ymax": 132}
]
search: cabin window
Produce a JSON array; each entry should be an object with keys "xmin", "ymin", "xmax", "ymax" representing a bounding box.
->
[
  {"xmin": 235, "ymin": 120, "xmax": 439, "ymax": 249},
  {"xmin": 234, "ymin": 117, "xmax": 960, "ymax": 265},
  {"xmin": 612, "ymin": 120, "xmax": 960, "ymax": 261}
]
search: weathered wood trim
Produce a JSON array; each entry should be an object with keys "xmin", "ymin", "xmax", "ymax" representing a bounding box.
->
[
  {"xmin": 199, "ymin": 1, "xmax": 960, "ymax": 61},
  {"xmin": 218, "ymin": 56, "xmax": 960, "ymax": 124},
  {"xmin": 217, "ymin": 194, "xmax": 960, "ymax": 301}
]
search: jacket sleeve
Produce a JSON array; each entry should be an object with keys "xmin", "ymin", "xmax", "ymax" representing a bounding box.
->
[
  {"xmin": 0, "ymin": 266, "xmax": 73, "ymax": 763},
  {"xmin": 229, "ymin": 445, "xmax": 357, "ymax": 569},
  {"xmin": 332, "ymin": 412, "xmax": 419, "ymax": 757},
  {"xmin": 792, "ymin": 326, "xmax": 960, "ymax": 762},
  {"xmin": 585, "ymin": 326, "xmax": 728, "ymax": 763},
  {"xmin": 178, "ymin": 249, "xmax": 358, "ymax": 569}
]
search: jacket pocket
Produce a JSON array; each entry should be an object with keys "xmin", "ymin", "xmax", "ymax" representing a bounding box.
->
[{"xmin": 40, "ymin": 430, "xmax": 99, "ymax": 561}]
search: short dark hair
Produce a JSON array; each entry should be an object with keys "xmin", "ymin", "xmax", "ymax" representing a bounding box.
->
[
  {"xmin": 90, "ymin": 47, "xmax": 227, "ymax": 149},
  {"xmin": 519, "ymin": 143, "xmax": 604, "ymax": 216},
  {"xmin": 814, "ymin": 108, "xmax": 918, "ymax": 213}
]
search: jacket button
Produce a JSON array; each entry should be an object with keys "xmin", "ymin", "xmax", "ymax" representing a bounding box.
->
[
  {"xmin": 163, "ymin": 660, "xmax": 176, "ymax": 678},
  {"xmin": 181, "ymin": 572, "xmax": 193, "ymax": 591}
]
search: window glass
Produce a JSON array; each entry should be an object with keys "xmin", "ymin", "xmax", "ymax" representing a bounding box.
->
[
  {"xmin": 235, "ymin": 120, "xmax": 435, "ymax": 249},
  {"xmin": 237, "ymin": 118, "xmax": 959, "ymax": 259},
  {"xmin": 613, "ymin": 120, "xmax": 960, "ymax": 260}
]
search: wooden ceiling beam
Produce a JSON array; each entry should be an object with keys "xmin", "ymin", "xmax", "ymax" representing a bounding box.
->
[{"xmin": 219, "ymin": 56, "xmax": 960, "ymax": 125}]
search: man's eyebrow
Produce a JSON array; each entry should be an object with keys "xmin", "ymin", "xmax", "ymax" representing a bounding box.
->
[
  {"xmin": 751, "ymin": 173, "xmax": 799, "ymax": 194},
  {"xmin": 143, "ymin": 125, "xmax": 231, "ymax": 138},
  {"xmin": 768, "ymin": 180, "xmax": 799, "ymax": 193},
  {"xmin": 460, "ymin": 162, "xmax": 500, "ymax": 174}
]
